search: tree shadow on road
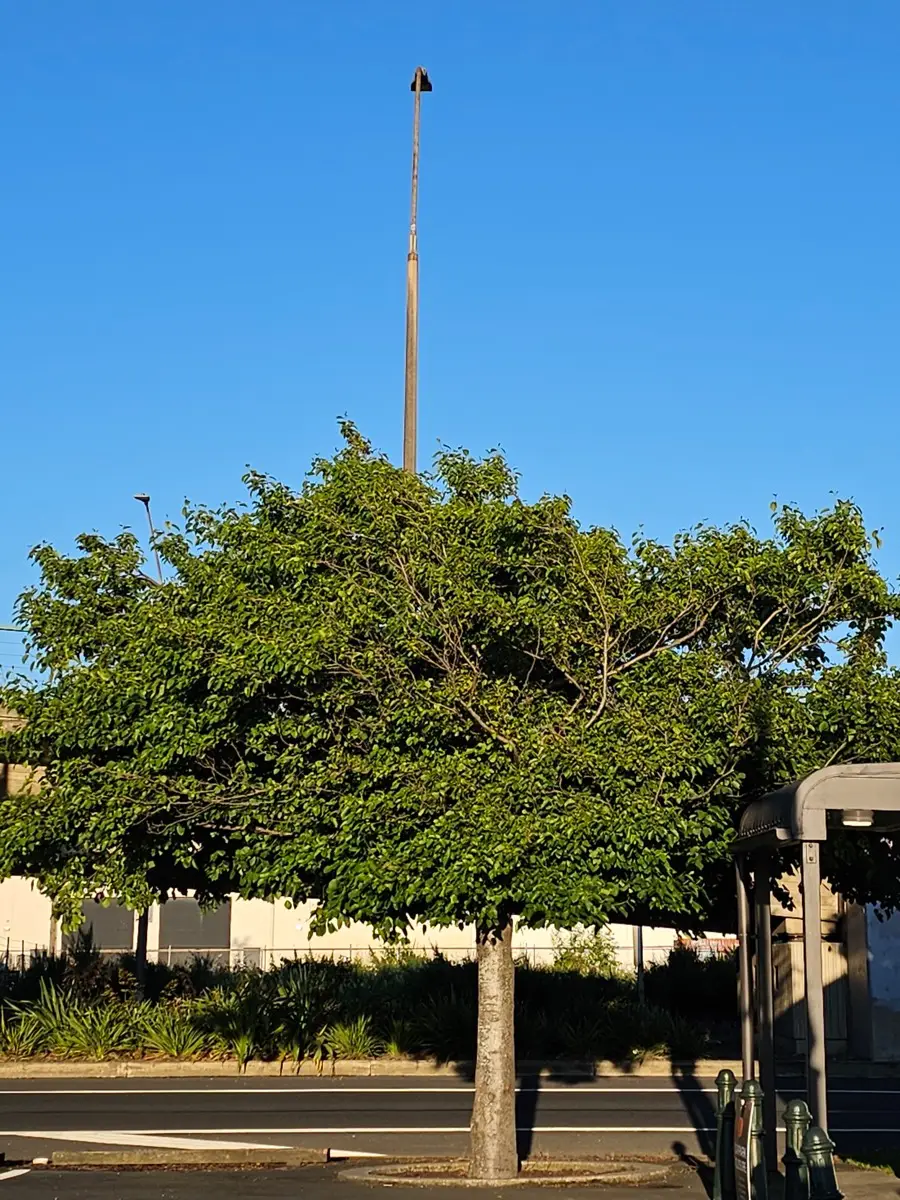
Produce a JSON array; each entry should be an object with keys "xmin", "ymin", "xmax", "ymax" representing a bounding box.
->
[
  {"xmin": 452, "ymin": 1057, "xmax": 607, "ymax": 1163},
  {"xmin": 454, "ymin": 1052, "xmax": 721, "ymax": 1169},
  {"xmin": 513, "ymin": 1057, "xmax": 641, "ymax": 1163},
  {"xmin": 515, "ymin": 1066, "xmax": 541, "ymax": 1161},
  {"xmin": 670, "ymin": 1057, "xmax": 717, "ymax": 1162},
  {"xmin": 673, "ymin": 1142, "xmax": 715, "ymax": 1199}
]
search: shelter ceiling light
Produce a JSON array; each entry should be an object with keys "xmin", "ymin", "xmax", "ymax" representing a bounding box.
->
[{"xmin": 842, "ymin": 809, "xmax": 874, "ymax": 828}]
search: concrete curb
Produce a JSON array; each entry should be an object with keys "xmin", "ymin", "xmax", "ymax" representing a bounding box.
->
[
  {"xmin": 0, "ymin": 1055, "xmax": 893, "ymax": 1080},
  {"xmin": 0, "ymin": 1057, "xmax": 700, "ymax": 1080},
  {"xmin": 48, "ymin": 1148, "xmax": 327, "ymax": 1168}
]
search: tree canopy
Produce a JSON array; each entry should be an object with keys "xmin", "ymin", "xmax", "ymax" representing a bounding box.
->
[{"xmin": 4, "ymin": 425, "xmax": 900, "ymax": 929}]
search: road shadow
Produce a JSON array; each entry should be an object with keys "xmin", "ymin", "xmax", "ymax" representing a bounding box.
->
[
  {"xmin": 670, "ymin": 1058, "xmax": 717, "ymax": 1162},
  {"xmin": 515, "ymin": 1067, "xmax": 540, "ymax": 1160},
  {"xmin": 673, "ymin": 1142, "xmax": 715, "ymax": 1199},
  {"xmin": 455, "ymin": 1051, "xmax": 725, "ymax": 1167},
  {"xmin": 512, "ymin": 1057, "xmax": 637, "ymax": 1163},
  {"xmin": 453, "ymin": 1057, "xmax": 612, "ymax": 1163}
]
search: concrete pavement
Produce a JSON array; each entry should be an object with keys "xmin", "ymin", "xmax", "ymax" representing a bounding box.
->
[
  {"xmin": 0, "ymin": 1164, "xmax": 698, "ymax": 1198},
  {"xmin": 0, "ymin": 1163, "xmax": 898, "ymax": 1200}
]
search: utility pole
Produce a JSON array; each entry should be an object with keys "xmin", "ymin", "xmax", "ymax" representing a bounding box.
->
[
  {"xmin": 403, "ymin": 66, "xmax": 432, "ymax": 475},
  {"xmin": 132, "ymin": 492, "xmax": 163, "ymax": 997}
]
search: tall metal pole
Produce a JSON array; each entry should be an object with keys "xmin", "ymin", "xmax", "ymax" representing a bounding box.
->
[
  {"xmin": 736, "ymin": 856, "xmax": 755, "ymax": 1083},
  {"xmin": 755, "ymin": 852, "xmax": 777, "ymax": 1169},
  {"xmin": 632, "ymin": 924, "xmax": 645, "ymax": 1005},
  {"xmin": 134, "ymin": 493, "xmax": 163, "ymax": 584},
  {"xmin": 403, "ymin": 66, "xmax": 432, "ymax": 475},
  {"xmin": 801, "ymin": 840, "xmax": 828, "ymax": 1131},
  {"xmin": 132, "ymin": 492, "xmax": 162, "ymax": 1000}
]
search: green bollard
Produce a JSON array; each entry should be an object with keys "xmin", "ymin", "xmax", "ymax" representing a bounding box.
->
[
  {"xmin": 782, "ymin": 1099, "xmax": 811, "ymax": 1200},
  {"xmin": 734, "ymin": 1079, "xmax": 768, "ymax": 1200},
  {"xmin": 801, "ymin": 1127, "xmax": 843, "ymax": 1200},
  {"xmin": 713, "ymin": 1069, "xmax": 737, "ymax": 1200},
  {"xmin": 747, "ymin": 1080, "xmax": 769, "ymax": 1200}
]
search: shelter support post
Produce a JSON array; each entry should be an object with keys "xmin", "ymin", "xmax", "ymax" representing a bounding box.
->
[
  {"xmin": 801, "ymin": 840, "xmax": 828, "ymax": 1131},
  {"xmin": 755, "ymin": 852, "xmax": 777, "ymax": 1169},
  {"xmin": 736, "ymin": 855, "xmax": 754, "ymax": 1083}
]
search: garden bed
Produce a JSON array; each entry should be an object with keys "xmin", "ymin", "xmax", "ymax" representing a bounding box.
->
[{"xmin": 0, "ymin": 940, "xmax": 737, "ymax": 1066}]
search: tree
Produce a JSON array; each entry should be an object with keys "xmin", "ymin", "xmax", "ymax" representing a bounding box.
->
[
  {"xmin": 3, "ymin": 426, "xmax": 900, "ymax": 1179},
  {"xmin": 0, "ymin": 533, "xmax": 240, "ymax": 926}
]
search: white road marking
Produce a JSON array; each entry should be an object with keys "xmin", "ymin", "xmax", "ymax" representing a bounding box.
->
[
  {"xmin": 0, "ymin": 1171, "xmax": 30, "ymax": 1182},
  {"xmin": 329, "ymin": 1149, "xmax": 388, "ymax": 1158},
  {"xmin": 4, "ymin": 1131, "xmax": 291, "ymax": 1150}
]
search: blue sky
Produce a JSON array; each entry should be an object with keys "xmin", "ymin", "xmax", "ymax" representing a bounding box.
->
[{"xmin": 3, "ymin": 3, "xmax": 900, "ymax": 668}]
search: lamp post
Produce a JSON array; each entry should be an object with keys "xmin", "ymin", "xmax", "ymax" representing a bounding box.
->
[
  {"xmin": 134, "ymin": 493, "xmax": 163, "ymax": 584},
  {"xmin": 132, "ymin": 493, "xmax": 163, "ymax": 995},
  {"xmin": 403, "ymin": 66, "xmax": 432, "ymax": 475}
]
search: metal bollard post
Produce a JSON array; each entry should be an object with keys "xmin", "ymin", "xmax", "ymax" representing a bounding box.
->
[
  {"xmin": 713, "ymin": 1069, "xmax": 737, "ymax": 1200},
  {"xmin": 801, "ymin": 1127, "xmax": 843, "ymax": 1200},
  {"xmin": 783, "ymin": 1099, "xmax": 812, "ymax": 1200},
  {"xmin": 747, "ymin": 1080, "xmax": 768, "ymax": 1200},
  {"xmin": 734, "ymin": 1079, "xmax": 768, "ymax": 1200}
]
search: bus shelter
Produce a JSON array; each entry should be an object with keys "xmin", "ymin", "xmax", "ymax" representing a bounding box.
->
[{"xmin": 732, "ymin": 763, "xmax": 900, "ymax": 1154}]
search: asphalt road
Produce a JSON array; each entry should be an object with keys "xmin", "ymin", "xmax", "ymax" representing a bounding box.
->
[{"xmin": 0, "ymin": 1076, "xmax": 896, "ymax": 1164}]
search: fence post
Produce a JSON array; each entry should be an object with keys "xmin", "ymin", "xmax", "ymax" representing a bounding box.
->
[
  {"xmin": 783, "ymin": 1099, "xmax": 812, "ymax": 1200},
  {"xmin": 713, "ymin": 1069, "xmax": 737, "ymax": 1200},
  {"xmin": 801, "ymin": 1127, "xmax": 843, "ymax": 1200}
]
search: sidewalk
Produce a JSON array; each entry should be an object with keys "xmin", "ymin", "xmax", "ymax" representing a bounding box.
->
[{"xmin": 2, "ymin": 1162, "xmax": 897, "ymax": 1199}]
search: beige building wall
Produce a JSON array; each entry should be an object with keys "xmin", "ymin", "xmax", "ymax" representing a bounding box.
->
[
  {"xmin": 0, "ymin": 877, "xmax": 55, "ymax": 957},
  {"xmin": 228, "ymin": 900, "xmax": 721, "ymax": 970},
  {"xmin": 0, "ymin": 877, "xmax": 714, "ymax": 972}
]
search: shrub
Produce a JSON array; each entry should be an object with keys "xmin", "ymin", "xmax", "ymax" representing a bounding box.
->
[
  {"xmin": 645, "ymin": 945, "xmax": 737, "ymax": 1022},
  {"xmin": 412, "ymin": 988, "xmax": 477, "ymax": 1062},
  {"xmin": 55, "ymin": 1002, "xmax": 139, "ymax": 1058},
  {"xmin": 13, "ymin": 982, "xmax": 138, "ymax": 1058},
  {"xmin": 383, "ymin": 1018, "xmax": 415, "ymax": 1059},
  {"xmin": 326, "ymin": 1015, "xmax": 384, "ymax": 1060},
  {"xmin": 272, "ymin": 961, "xmax": 344, "ymax": 1062},
  {"xmin": 0, "ymin": 1008, "xmax": 48, "ymax": 1056},
  {"xmin": 550, "ymin": 928, "xmax": 623, "ymax": 977},
  {"xmin": 194, "ymin": 981, "xmax": 273, "ymax": 1066},
  {"xmin": 368, "ymin": 945, "xmax": 427, "ymax": 969},
  {"xmin": 0, "ymin": 947, "xmax": 718, "ymax": 1065},
  {"xmin": 141, "ymin": 1004, "xmax": 208, "ymax": 1058}
]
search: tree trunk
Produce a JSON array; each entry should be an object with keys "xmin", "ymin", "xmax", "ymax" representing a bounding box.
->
[
  {"xmin": 134, "ymin": 910, "xmax": 149, "ymax": 1001},
  {"xmin": 469, "ymin": 919, "xmax": 517, "ymax": 1180}
]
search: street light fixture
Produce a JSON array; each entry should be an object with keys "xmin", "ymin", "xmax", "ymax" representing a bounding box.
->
[
  {"xmin": 134, "ymin": 493, "xmax": 163, "ymax": 584},
  {"xmin": 403, "ymin": 66, "xmax": 432, "ymax": 475}
]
